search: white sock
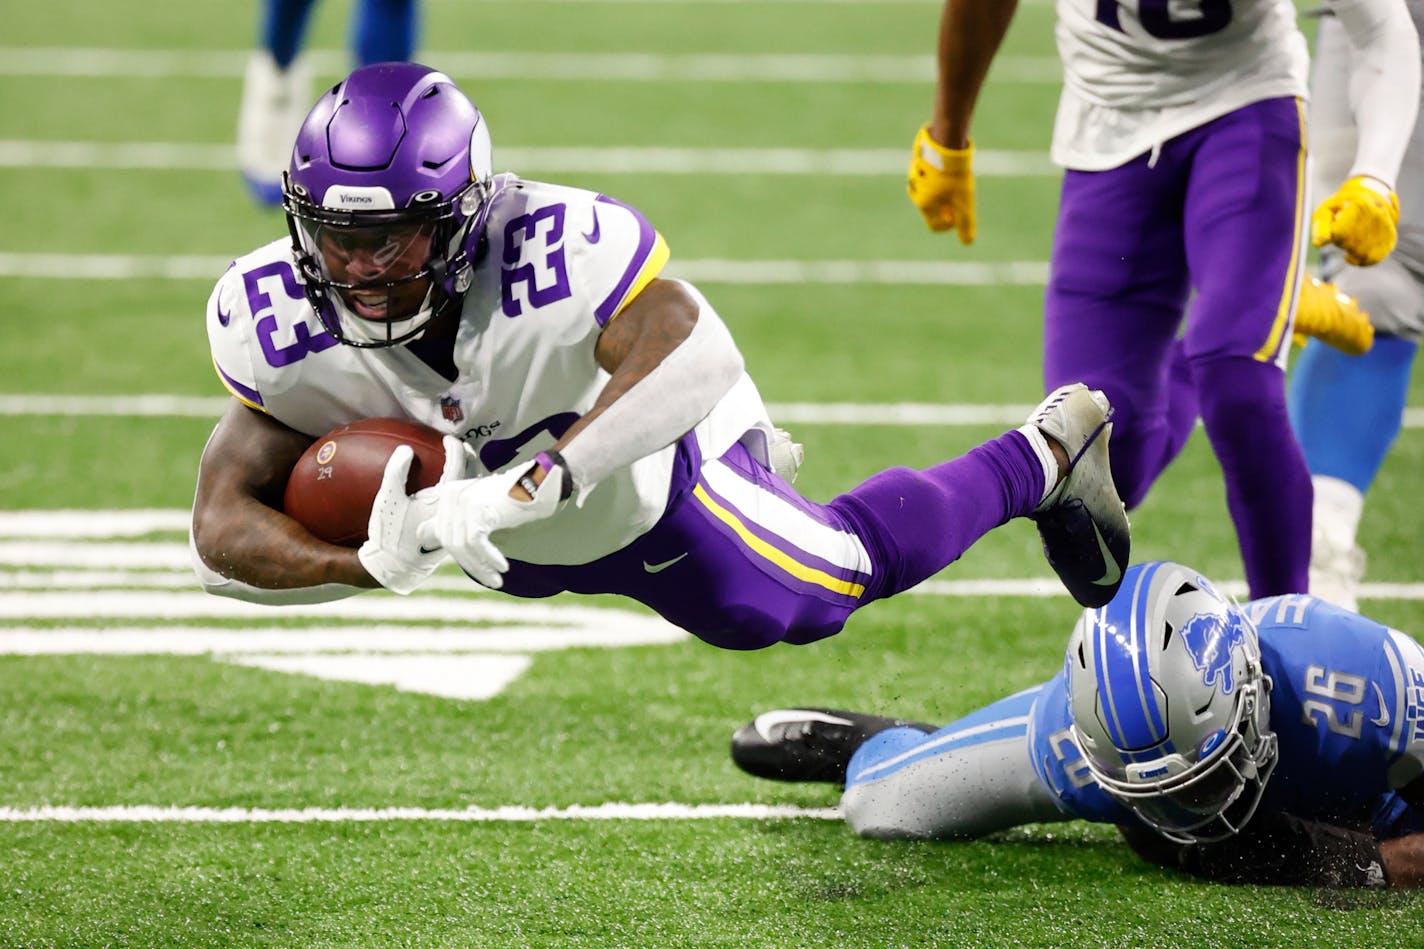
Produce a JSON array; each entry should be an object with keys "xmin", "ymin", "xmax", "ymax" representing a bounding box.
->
[
  {"xmin": 1017, "ymin": 425, "xmax": 1060, "ymax": 508},
  {"xmin": 1312, "ymin": 475, "xmax": 1364, "ymax": 552}
]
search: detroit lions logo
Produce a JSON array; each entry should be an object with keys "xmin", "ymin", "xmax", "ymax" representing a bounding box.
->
[{"xmin": 1181, "ymin": 611, "xmax": 1246, "ymax": 694}]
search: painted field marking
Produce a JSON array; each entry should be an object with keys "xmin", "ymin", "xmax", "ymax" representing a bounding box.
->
[
  {"xmin": 0, "ymin": 140, "xmax": 1057, "ymax": 177},
  {"xmin": 0, "ymin": 803, "xmax": 842, "ymax": 823},
  {"xmin": 0, "ymin": 48, "xmax": 1059, "ymax": 84}
]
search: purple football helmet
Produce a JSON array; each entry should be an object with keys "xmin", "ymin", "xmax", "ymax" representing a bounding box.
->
[{"xmin": 283, "ymin": 63, "xmax": 494, "ymax": 347}]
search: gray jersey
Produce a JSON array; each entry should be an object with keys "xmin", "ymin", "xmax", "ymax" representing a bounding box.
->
[{"xmin": 1312, "ymin": 0, "xmax": 1424, "ymax": 339}]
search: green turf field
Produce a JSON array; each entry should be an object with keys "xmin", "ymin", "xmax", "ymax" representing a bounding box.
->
[{"xmin": 3, "ymin": 0, "xmax": 1422, "ymax": 945}]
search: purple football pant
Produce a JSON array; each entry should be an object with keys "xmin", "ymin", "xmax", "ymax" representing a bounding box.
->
[
  {"xmin": 493, "ymin": 431, "xmax": 1045, "ymax": 650},
  {"xmin": 1043, "ymin": 96, "xmax": 1312, "ymax": 598}
]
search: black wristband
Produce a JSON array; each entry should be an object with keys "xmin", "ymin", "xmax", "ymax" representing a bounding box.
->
[{"xmin": 534, "ymin": 449, "xmax": 574, "ymax": 501}]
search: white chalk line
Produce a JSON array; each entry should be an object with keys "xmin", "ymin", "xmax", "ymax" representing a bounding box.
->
[
  {"xmin": 0, "ymin": 48, "xmax": 1059, "ymax": 84},
  {"xmin": 0, "ymin": 526, "xmax": 1422, "ymax": 603},
  {"xmin": 0, "ymin": 252, "xmax": 1053, "ymax": 286},
  {"xmin": 0, "ymin": 140, "xmax": 1058, "ymax": 177},
  {"xmin": 0, "ymin": 803, "xmax": 841, "ymax": 823},
  {"xmin": 0, "ymin": 393, "xmax": 1420, "ymax": 429},
  {"xmin": 0, "ymin": 395, "xmax": 1046, "ymax": 425}
]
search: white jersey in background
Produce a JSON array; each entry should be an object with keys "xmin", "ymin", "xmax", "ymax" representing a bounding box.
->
[
  {"xmin": 205, "ymin": 174, "xmax": 774, "ymax": 566},
  {"xmin": 1052, "ymin": 0, "xmax": 1309, "ymax": 168}
]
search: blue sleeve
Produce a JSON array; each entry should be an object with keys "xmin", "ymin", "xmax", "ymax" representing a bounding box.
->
[{"xmin": 1027, "ymin": 669, "xmax": 1134, "ymax": 824}]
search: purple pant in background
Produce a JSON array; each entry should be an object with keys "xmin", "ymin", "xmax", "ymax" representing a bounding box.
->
[
  {"xmin": 1043, "ymin": 96, "xmax": 1312, "ymax": 598},
  {"xmin": 495, "ymin": 431, "xmax": 1045, "ymax": 650}
]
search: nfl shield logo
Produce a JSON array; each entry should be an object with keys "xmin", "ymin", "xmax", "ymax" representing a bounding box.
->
[{"xmin": 440, "ymin": 395, "xmax": 464, "ymax": 424}]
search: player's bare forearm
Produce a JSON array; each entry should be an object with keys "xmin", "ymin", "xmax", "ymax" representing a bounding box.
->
[
  {"xmin": 1381, "ymin": 834, "xmax": 1424, "ymax": 888},
  {"xmin": 192, "ymin": 400, "xmax": 377, "ymax": 590},
  {"xmin": 930, "ymin": 0, "xmax": 1019, "ymax": 146}
]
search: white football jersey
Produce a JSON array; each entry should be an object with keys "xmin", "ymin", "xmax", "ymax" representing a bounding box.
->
[
  {"xmin": 1052, "ymin": 0, "xmax": 1308, "ymax": 169},
  {"xmin": 206, "ymin": 174, "xmax": 775, "ymax": 565}
]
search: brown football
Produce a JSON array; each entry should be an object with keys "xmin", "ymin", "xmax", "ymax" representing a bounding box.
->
[{"xmin": 283, "ymin": 417, "xmax": 447, "ymax": 547}]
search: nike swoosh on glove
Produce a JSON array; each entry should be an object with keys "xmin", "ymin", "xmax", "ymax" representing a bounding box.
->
[
  {"xmin": 906, "ymin": 124, "xmax": 976, "ymax": 244},
  {"xmin": 1311, "ymin": 176, "xmax": 1400, "ymax": 267},
  {"xmin": 357, "ymin": 435, "xmax": 465, "ymax": 595},
  {"xmin": 415, "ymin": 463, "xmax": 567, "ymax": 589}
]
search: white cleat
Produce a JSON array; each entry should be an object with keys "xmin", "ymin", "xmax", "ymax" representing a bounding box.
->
[
  {"xmin": 236, "ymin": 51, "xmax": 312, "ymax": 207},
  {"xmin": 1028, "ymin": 383, "xmax": 1131, "ymax": 608}
]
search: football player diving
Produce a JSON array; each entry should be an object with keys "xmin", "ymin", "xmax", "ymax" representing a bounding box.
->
[
  {"xmin": 191, "ymin": 62, "xmax": 1132, "ymax": 651},
  {"xmin": 733, "ymin": 562, "xmax": 1424, "ymax": 888},
  {"xmin": 905, "ymin": 0, "xmax": 1420, "ymax": 601}
]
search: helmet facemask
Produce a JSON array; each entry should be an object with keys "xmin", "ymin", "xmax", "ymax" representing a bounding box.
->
[
  {"xmin": 280, "ymin": 63, "xmax": 496, "ymax": 349},
  {"xmin": 1086, "ymin": 663, "xmax": 1277, "ymax": 844},
  {"xmin": 285, "ymin": 178, "xmax": 487, "ymax": 348},
  {"xmin": 1066, "ymin": 561, "xmax": 1281, "ymax": 845}
]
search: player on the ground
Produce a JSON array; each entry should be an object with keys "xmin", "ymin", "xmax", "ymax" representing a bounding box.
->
[
  {"xmin": 732, "ymin": 561, "xmax": 1424, "ymax": 888},
  {"xmin": 1288, "ymin": 0, "xmax": 1424, "ymax": 612},
  {"xmin": 190, "ymin": 63, "xmax": 1131, "ymax": 650},
  {"xmin": 906, "ymin": 0, "xmax": 1420, "ymax": 599},
  {"xmin": 238, "ymin": 0, "xmax": 418, "ymax": 206}
]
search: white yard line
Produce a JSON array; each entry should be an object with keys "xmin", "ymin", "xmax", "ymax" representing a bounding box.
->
[
  {"xmin": 1, "ymin": 394, "xmax": 1421, "ymax": 428},
  {"xmin": 0, "ymin": 140, "xmax": 1057, "ymax": 176},
  {"xmin": 0, "ymin": 803, "xmax": 841, "ymax": 823},
  {"xmin": 0, "ymin": 251, "xmax": 1052, "ymax": 286},
  {"xmin": 1, "ymin": 529, "xmax": 1423, "ymax": 600},
  {"xmin": 0, "ymin": 48, "xmax": 1059, "ymax": 84}
]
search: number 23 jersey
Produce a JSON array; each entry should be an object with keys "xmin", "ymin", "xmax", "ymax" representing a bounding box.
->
[{"xmin": 205, "ymin": 174, "xmax": 774, "ymax": 566}]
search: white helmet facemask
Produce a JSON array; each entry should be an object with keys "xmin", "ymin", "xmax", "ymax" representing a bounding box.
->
[{"xmin": 1067, "ymin": 561, "xmax": 1279, "ymax": 844}]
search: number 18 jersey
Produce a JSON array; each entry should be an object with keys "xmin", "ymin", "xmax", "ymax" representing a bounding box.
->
[{"xmin": 1052, "ymin": 0, "xmax": 1309, "ymax": 169}]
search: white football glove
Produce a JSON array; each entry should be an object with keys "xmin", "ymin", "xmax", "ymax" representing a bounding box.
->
[
  {"xmin": 357, "ymin": 435, "xmax": 466, "ymax": 595},
  {"xmin": 416, "ymin": 463, "xmax": 567, "ymax": 589}
]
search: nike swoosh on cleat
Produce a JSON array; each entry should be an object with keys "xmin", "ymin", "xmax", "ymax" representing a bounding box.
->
[
  {"xmin": 642, "ymin": 552, "xmax": 689, "ymax": 574},
  {"xmin": 583, "ymin": 206, "xmax": 601, "ymax": 244},
  {"xmin": 752, "ymin": 709, "xmax": 853, "ymax": 744},
  {"xmin": 1370, "ymin": 682, "xmax": 1390, "ymax": 727},
  {"xmin": 418, "ymin": 545, "xmax": 441, "ymax": 555},
  {"xmin": 1090, "ymin": 521, "xmax": 1122, "ymax": 587}
]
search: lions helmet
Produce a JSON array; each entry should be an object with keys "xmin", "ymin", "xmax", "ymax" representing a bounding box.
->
[
  {"xmin": 282, "ymin": 62, "xmax": 494, "ymax": 347},
  {"xmin": 1066, "ymin": 561, "xmax": 1277, "ymax": 843}
]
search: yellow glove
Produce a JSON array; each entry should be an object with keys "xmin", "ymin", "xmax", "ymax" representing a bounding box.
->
[
  {"xmin": 1310, "ymin": 175, "xmax": 1400, "ymax": 267},
  {"xmin": 907, "ymin": 124, "xmax": 976, "ymax": 243},
  {"xmin": 1291, "ymin": 274, "xmax": 1374, "ymax": 356}
]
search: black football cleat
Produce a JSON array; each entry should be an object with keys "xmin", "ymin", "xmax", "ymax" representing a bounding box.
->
[
  {"xmin": 1028, "ymin": 384, "xmax": 1131, "ymax": 608},
  {"xmin": 731, "ymin": 707, "xmax": 934, "ymax": 785}
]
